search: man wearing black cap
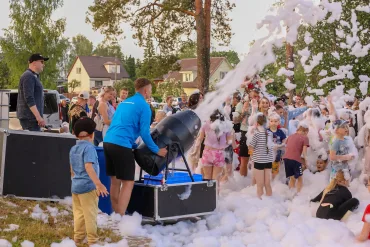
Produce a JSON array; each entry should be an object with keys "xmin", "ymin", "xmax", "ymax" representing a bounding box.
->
[{"xmin": 17, "ymin": 54, "xmax": 49, "ymax": 131}]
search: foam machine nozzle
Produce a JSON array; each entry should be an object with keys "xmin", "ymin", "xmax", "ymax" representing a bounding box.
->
[{"xmin": 134, "ymin": 110, "xmax": 201, "ymax": 176}]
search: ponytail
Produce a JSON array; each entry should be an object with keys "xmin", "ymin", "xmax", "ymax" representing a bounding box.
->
[{"xmin": 320, "ymin": 170, "xmax": 346, "ymax": 203}]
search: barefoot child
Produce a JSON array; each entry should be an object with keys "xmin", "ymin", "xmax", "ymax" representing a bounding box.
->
[
  {"xmin": 70, "ymin": 117, "xmax": 109, "ymax": 245},
  {"xmin": 329, "ymin": 120, "xmax": 355, "ymax": 181},
  {"xmin": 249, "ymin": 113, "xmax": 274, "ymax": 198},
  {"xmin": 283, "ymin": 123, "xmax": 309, "ymax": 193},
  {"xmin": 268, "ymin": 113, "xmax": 287, "ymax": 179}
]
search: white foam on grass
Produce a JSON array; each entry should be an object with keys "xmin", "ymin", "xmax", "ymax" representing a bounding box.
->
[
  {"xmin": 21, "ymin": 240, "xmax": 35, "ymax": 247},
  {"xmin": 0, "ymin": 239, "xmax": 12, "ymax": 247},
  {"xmin": 3, "ymin": 224, "xmax": 19, "ymax": 232}
]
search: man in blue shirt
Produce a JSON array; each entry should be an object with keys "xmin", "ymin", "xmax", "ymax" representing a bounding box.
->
[{"xmin": 104, "ymin": 78, "xmax": 167, "ymax": 215}]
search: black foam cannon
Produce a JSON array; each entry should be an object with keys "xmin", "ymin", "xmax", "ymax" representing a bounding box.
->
[{"xmin": 134, "ymin": 110, "xmax": 201, "ymax": 176}]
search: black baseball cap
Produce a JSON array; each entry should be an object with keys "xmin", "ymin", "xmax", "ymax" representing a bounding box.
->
[
  {"xmin": 28, "ymin": 53, "xmax": 49, "ymax": 63},
  {"xmin": 73, "ymin": 117, "xmax": 96, "ymax": 138}
]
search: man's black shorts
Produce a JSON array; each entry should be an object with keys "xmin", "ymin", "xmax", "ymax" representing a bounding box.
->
[
  {"xmin": 103, "ymin": 142, "xmax": 135, "ymax": 181},
  {"xmin": 239, "ymin": 131, "xmax": 250, "ymax": 157}
]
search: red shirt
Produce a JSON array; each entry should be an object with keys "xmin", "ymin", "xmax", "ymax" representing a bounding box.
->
[{"xmin": 283, "ymin": 133, "xmax": 309, "ymax": 163}]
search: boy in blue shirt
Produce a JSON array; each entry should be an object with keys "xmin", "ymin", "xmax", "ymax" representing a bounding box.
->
[
  {"xmin": 70, "ymin": 117, "xmax": 109, "ymax": 245},
  {"xmin": 268, "ymin": 113, "xmax": 287, "ymax": 179}
]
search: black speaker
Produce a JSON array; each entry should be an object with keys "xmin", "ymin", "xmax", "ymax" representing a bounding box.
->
[{"xmin": 134, "ymin": 110, "xmax": 201, "ymax": 175}]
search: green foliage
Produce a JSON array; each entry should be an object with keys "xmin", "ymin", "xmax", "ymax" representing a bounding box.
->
[
  {"xmin": 0, "ymin": 59, "xmax": 11, "ymax": 89},
  {"xmin": 136, "ymin": 54, "xmax": 180, "ymax": 80},
  {"xmin": 124, "ymin": 55, "xmax": 136, "ymax": 80},
  {"xmin": 0, "ymin": 0, "xmax": 69, "ymax": 89},
  {"xmin": 178, "ymin": 41, "xmax": 197, "ymax": 59},
  {"xmin": 261, "ymin": 0, "xmax": 370, "ymax": 97},
  {"xmin": 156, "ymin": 78, "xmax": 183, "ymax": 102},
  {"xmin": 93, "ymin": 42, "xmax": 124, "ymax": 61},
  {"xmin": 114, "ymin": 79, "xmax": 135, "ymax": 97},
  {"xmin": 211, "ymin": 50, "xmax": 240, "ymax": 67},
  {"xmin": 68, "ymin": 79, "xmax": 81, "ymax": 93},
  {"xmin": 87, "ymin": 0, "xmax": 234, "ymax": 55},
  {"xmin": 67, "ymin": 34, "xmax": 94, "ymax": 70}
]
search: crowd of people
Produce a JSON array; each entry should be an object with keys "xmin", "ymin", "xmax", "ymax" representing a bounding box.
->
[{"xmin": 16, "ymin": 53, "xmax": 369, "ymax": 245}]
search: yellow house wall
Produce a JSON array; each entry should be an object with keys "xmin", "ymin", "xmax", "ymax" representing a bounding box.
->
[
  {"xmin": 67, "ymin": 58, "xmax": 91, "ymax": 93},
  {"xmin": 209, "ymin": 60, "xmax": 233, "ymax": 87},
  {"xmin": 183, "ymin": 88, "xmax": 198, "ymax": 96}
]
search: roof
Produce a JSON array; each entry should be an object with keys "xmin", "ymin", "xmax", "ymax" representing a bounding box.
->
[
  {"xmin": 68, "ymin": 56, "xmax": 129, "ymax": 80},
  {"xmin": 164, "ymin": 57, "xmax": 228, "ymax": 88}
]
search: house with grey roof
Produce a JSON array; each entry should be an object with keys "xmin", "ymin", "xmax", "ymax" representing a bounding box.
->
[
  {"xmin": 155, "ymin": 57, "xmax": 233, "ymax": 96},
  {"xmin": 67, "ymin": 56, "xmax": 129, "ymax": 93}
]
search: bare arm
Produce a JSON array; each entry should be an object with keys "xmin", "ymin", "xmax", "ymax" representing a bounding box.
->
[
  {"xmin": 85, "ymin": 162, "xmax": 109, "ymax": 197},
  {"xmin": 329, "ymin": 149, "xmax": 353, "ymax": 161},
  {"xmin": 70, "ymin": 165, "xmax": 74, "ymax": 177},
  {"xmin": 98, "ymin": 102, "xmax": 111, "ymax": 125}
]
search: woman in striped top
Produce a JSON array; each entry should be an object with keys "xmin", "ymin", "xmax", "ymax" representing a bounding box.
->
[{"xmin": 249, "ymin": 113, "xmax": 274, "ymax": 198}]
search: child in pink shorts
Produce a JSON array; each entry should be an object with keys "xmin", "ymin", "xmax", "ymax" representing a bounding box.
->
[{"xmin": 196, "ymin": 109, "xmax": 233, "ymax": 181}]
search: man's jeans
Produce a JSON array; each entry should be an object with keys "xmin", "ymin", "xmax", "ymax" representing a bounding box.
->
[
  {"xmin": 94, "ymin": 130, "xmax": 103, "ymax": 146},
  {"xmin": 20, "ymin": 119, "xmax": 40, "ymax": 131}
]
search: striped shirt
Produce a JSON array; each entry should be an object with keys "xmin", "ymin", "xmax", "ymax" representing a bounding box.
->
[{"xmin": 250, "ymin": 130, "xmax": 274, "ymax": 163}]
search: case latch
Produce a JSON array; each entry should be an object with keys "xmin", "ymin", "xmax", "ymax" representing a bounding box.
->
[
  {"xmin": 160, "ymin": 184, "xmax": 168, "ymax": 191},
  {"xmin": 207, "ymin": 180, "xmax": 214, "ymax": 187}
]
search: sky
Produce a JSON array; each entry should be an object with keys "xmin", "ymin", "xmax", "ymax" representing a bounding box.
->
[{"xmin": 0, "ymin": 0, "xmax": 278, "ymax": 59}]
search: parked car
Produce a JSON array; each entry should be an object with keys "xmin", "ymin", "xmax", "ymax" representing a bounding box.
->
[
  {"xmin": 151, "ymin": 100, "xmax": 159, "ymax": 108},
  {"xmin": 9, "ymin": 89, "xmax": 62, "ymax": 130},
  {"xmin": 59, "ymin": 94, "xmax": 70, "ymax": 104}
]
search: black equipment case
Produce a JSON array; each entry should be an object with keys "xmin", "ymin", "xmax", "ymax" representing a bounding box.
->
[
  {"xmin": 127, "ymin": 180, "xmax": 217, "ymax": 221},
  {"xmin": 0, "ymin": 129, "xmax": 76, "ymax": 199}
]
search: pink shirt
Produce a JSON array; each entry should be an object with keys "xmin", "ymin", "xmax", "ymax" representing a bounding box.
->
[
  {"xmin": 202, "ymin": 121, "xmax": 231, "ymax": 150},
  {"xmin": 283, "ymin": 133, "xmax": 309, "ymax": 163}
]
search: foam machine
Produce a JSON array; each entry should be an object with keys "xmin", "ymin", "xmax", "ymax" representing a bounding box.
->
[
  {"xmin": 134, "ymin": 110, "xmax": 201, "ymax": 179},
  {"xmin": 127, "ymin": 110, "xmax": 217, "ymax": 222}
]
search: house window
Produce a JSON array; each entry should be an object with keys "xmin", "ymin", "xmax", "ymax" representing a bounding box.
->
[
  {"xmin": 220, "ymin": 71, "xmax": 227, "ymax": 79},
  {"xmin": 95, "ymin": 81, "xmax": 103, "ymax": 87},
  {"xmin": 184, "ymin": 73, "xmax": 192, "ymax": 82},
  {"xmin": 109, "ymin": 65, "xmax": 118, "ymax": 73},
  {"xmin": 76, "ymin": 68, "xmax": 81, "ymax": 74}
]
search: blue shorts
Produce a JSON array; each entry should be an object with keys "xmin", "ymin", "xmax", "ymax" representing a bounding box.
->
[{"xmin": 284, "ymin": 158, "xmax": 303, "ymax": 179}]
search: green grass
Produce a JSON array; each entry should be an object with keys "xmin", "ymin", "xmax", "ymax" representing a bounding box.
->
[{"xmin": 0, "ymin": 197, "xmax": 151, "ymax": 247}]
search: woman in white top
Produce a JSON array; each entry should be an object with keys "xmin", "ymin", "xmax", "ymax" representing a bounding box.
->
[{"xmin": 97, "ymin": 86, "xmax": 116, "ymax": 138}]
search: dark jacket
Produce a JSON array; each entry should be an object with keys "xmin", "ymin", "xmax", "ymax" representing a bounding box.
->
[{"xmin": 17, "ymin": 69, "xmax": 44, "ymax": 120}]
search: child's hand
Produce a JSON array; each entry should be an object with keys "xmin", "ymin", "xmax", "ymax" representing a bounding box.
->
[{"xmin": 96, "ymin": 183, "xmax": 109, "ymax": 197}]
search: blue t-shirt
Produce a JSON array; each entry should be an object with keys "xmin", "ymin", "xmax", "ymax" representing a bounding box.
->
[
  {"xmin": 268, "ymin": 128, "xmax": 287, "ymax": 161},
  {"xmin": 268, "ymin": 128, "xmax": 287, "ymax": 144},
  {"xmin": 104, "ymin": 92, "xmax": 159, "ymax": 153},
  {"xmin": 330, "ymin": 136, "xmax": 351, "ymax": 171},
  {"xmin": 70, "ymin": 140, "xmax": 99, "ymax": 194}
]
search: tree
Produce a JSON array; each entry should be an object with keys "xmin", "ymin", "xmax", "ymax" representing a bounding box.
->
[
  {"xmin": 0, "ymin": 59, "xmax": 11, "ymax": 89},
  {"xmin": 156, "ymin": 78, "xmax": 184, "ymax": 101},
  {"xmin": 261, "ymin": 0, "xmax": 370, "ymax": 97},
  {"xmin": 136, "ymin": 54, "xmax": 180, "ymax": 81},
  {"xmin": 67, "ymin": 34, "xmax": 94, "ymax": 70},
  {"xmin": 0, "ymin": 0, "xmax": 69, "ymax": 89},
  {"xmin": 93, "ymin": 42, "xmax": 124, "ymax": 62},
  {"xmin": 87, "ymin": 0, "xmax": 235, "ymax": 94},
  {"xmin": 124, "ymin": 55, "xmax": 137, "ymax": 80},
  {"xmin": 210, "ymin": 50, "xmax": 240, "ymax": 67},
  {"xmin": 68, "ymin": 79, "xmax": 81, "ymax": 93},
  {"xmin": 178, "ymin": 41, "xmax": 197, "ymax": 59},
  {"xmin": 113, "ymin": 79, "xmax": 135, "ymax": 96}
]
